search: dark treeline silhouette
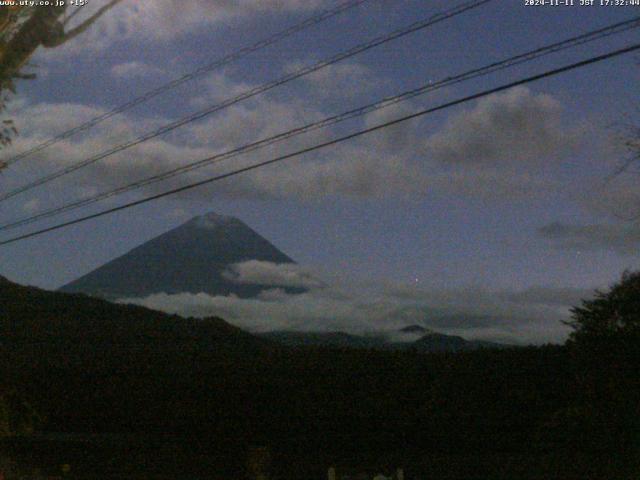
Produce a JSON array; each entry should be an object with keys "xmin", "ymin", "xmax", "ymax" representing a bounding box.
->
[{"xmin": 0, "ymin": 273, "xmax": 638, "ymax": 479}]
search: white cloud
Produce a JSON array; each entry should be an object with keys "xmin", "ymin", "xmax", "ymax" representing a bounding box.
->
[
  {"xmin": 10, "ymin": 102, "xmax": 117, "ymax": 138},
  {"xmin": 425, "ymin": 86, "xmax": 579, "ymax": 167},
  {"xmin": 110, "ymin": 61, "xmax": 166, "ymax": 80},
  {"xmin": 4, "ymin": 84, "xmax": 585, "ymax": 211},
  {"xmin": 115, "ymin": 0, "xmax": 326, "ymax": 40},
  {"xmin": 532, "ymin": 116, "xmax": 640, "ymax": 255},
  {"xmin": 167, "ymin": 208, "xmax": 189, "ymax": 221},
  {"xmin": 577, "ymin": 170, "xmax": 640, "ymax": 221},
  {"xmin": 22, "ymin": 198, "xmax": 40, "ymax": 213},
  {"xmin": 51, "ymin": 0, "xmax": 329, "ymax": 53},
  {"xmin": 538, "ymin": 221, "xmax": 640, "ymax": 255},
  {"xmin": 207, "ymin": 87, "xmax": 581, "ymax": 201},
  {"xmin": 284, "ymin": 61, "xmax": 379, "ymax": 99},
  {"xmin": 120, "ymin": 288, "xmax": 380, "ymax": 334},
  {"xmin": 222, "ymin": 260, "xmax": 325, "ymax": 289},
  {"xmin": 120, "ymin": 269, "xmax": 592, "ymax": 344},
  {"xmin": 381, "ymin": 282, "xmax": 580, "ymax": 326},
  {"xmin": 498, "ymin": 286, "xmax": 595, "ymax": 307}
]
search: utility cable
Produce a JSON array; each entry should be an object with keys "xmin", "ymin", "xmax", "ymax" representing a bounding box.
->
[
  {"xmin": 0, "ymin": 0, "xmax": 492, "ymax": 202},
  {"xmin": 2, "ymin": 0, "xmax": 371, "ymax": 166},
  {"xmin": 1, "ymin": 42, "xmax": 638, "ymax": 246},
  {"xmin": 0, "ymin": 15, "xmax": 637, "ymax": 232}
]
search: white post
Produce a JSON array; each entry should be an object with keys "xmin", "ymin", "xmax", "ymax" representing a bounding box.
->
[
  {"xmin": 328, "ymin": 466, "xmax": 336, "ymax": 480},
  {"xmin": 397, "ymin": 468, "xmax": 404, "ymax": 480}
]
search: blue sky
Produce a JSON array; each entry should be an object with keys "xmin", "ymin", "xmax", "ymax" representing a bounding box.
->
[{"xmin": 0, "ymin": 0, "xmax": 639, "ymax": 343}]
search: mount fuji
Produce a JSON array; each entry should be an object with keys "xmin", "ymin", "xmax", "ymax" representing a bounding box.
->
[{"xmin": 60, "ymin": 212, "xmax": 303, "ymax": 300}]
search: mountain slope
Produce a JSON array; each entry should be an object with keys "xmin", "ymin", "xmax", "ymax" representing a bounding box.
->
[
  {"xmin": 59, "ymin": 212, "xmax": 301, "ymax": 300},
  {"xmin": 0, "ymin": 274, "xmax": 262, "ymax": 349},
  {"xmin": 0, "ymin": 275, "xmax": 270, "ymax": 435}
]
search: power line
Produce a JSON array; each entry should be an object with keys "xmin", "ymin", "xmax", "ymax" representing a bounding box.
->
[
  {"xmin": 1, "ymin": 0, "xmax": 370, "ymax": 167},
  {"xmin": 2, "ymin": 16, "xmax": 638, "ymax": 233},
  {"xmin": 0, "ymin": 0, "xmax": 492, "ymax": 202},
  {"xmin": 2, "ymin": 42, "xmax": 638, "ymax": 247}
]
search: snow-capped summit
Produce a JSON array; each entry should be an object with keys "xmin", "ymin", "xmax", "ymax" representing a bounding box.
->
[{"xmin": 189, "ymin": 212, "xmax": 243, "ymax": 230}]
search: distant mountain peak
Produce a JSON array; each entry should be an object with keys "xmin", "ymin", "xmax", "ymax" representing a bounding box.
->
[
  {"xmin": 60, "ymin": 212, "xmax": 301, "ymax": 300},
  {"xmin": 259, "ymin": 328, "xmax": 508, "ymax": 352}
]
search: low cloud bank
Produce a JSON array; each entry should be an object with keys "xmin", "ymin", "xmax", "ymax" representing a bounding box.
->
[
  {"xmin": 222, "ymin": 260, "xmax": 325, "ymax": 289},
  {"xmin": 120, "ymin": 261, "xmax": 594, "ymax": 345},
  {"xmin": 538, "ymin": 222, "xmax": 640, "ymax": 255}
]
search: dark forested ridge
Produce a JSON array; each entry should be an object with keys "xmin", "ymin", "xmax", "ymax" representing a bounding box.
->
[{"xmin": 0, "ymin": 275, "xmax": 638, "ymax": 479}]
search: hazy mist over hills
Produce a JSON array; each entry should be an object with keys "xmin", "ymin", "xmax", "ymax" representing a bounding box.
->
[
  {"xmin": 52, "ymin": 212, "xmax": 508, "ymax": 347},
  {"xmin": 53, "ymin": 212, "xmax": 587, "ymax": 344}
]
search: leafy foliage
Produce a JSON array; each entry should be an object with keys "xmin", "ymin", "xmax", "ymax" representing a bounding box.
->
[
  {"xmin": 566, "ymin": 270, "xmax": 640, "ymax": 345},
  {"xmin": 0, "ymin": 2, "xmax": 122, "ymax": 157},
  {"xmin": 561, "ymin": 271, "xmax": 640, "ymax": 467}
]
